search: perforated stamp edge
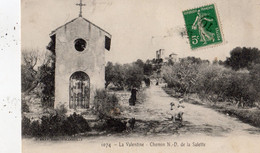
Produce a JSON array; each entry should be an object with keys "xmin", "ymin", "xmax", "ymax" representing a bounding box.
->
[{"xmin": 182, "ymin": 3, "xmax": 225, "ymax": 51}]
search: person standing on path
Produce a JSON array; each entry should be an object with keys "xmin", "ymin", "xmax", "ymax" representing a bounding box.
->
[{"xmin": 129, "ymin": 87, "xmax": 138, "ymax": 106}]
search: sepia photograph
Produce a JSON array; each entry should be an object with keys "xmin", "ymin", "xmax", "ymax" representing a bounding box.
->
[{"xmin": 17, "ymin": 0, "xmax": 260, "ymax": 152}]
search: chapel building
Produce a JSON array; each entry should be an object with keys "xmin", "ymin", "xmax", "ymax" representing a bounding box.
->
[{"xmin": 47, "ymin": 15, "xmax": 111, "ymax": 110}]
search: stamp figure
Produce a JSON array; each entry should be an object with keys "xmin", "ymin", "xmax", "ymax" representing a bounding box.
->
[{"xmin": 183, "ymin": 4, "xmax": 223, "ymax": 49}]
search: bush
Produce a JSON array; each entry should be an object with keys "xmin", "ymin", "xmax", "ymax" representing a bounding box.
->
[
  {"xmin": 250, "ymin": 64, "xmax": 260, "ymax": 94},
  {"xmin": 55, "ymin": 104, "xmax": 67, "ymax": 116},
  {"xmin": 40, "ymin": 114, "xmax": 65, "ymax": 137},
  {"xmin": 162, "ymin": 58, "xmax": 260, "ymax": 106},
  {"xmin": 22, "ymin": 101, "xmax": 30, "ymax": 113},
  {"xmin": 22, "ymin": 116, "xmax": 31, "ymax": 136},
  {"xmin": 22, "ymin": 112, "xmax": 91, "ymax": 137},
  {"xmin": 101, "ymin": 118, "xmax": 126, "ymax": 132},
  {"xmin": 195, "ymin": 65, "xmax": 233, "ymax": 99},
  {"xmin": 62, "ymin": 113, "xmax": 91, "ymax": 136},
  {"xmin": 94, "ymin": 89, "xmax": 120, "ymax": 119},
  {"xmin": 162, "ymin": 59, "xmax": 201, "ymax": 93}
]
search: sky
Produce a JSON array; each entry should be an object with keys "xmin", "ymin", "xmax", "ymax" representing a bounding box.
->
[{"xmin": 21, "ymin": 0, "xmax": 260, "ymax": 64}]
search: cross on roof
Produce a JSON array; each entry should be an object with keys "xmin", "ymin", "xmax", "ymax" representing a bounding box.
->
[{"xmin": 76, "ymin": 0, "xmax": 86, "ymax": 17}]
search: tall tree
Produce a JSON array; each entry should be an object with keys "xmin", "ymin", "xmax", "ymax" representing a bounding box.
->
[
  {"xmin": 21, "ymin": 50, "xmax": 55, "ymax": 107},
  {"xmin": 224, "ymin": 47, "xmax": 260, "ymax": 70}
]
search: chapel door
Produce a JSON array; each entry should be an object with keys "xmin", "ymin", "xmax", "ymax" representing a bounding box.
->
[{"xmin": 69, "ymin": 71, "xmax": 90, "ymax": 109}]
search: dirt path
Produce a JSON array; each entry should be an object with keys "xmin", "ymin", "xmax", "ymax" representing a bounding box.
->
[
  {"xmin": 144, "ymin": 84, "xmax": 260, "ymax": 136},
  {"xmin": 115, "ymin": 84, "xmax": 260, "ymax": 137}
]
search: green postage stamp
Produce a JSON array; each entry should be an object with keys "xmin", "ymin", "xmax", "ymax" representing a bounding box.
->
[{"xmin": 183, "ymin": 4, "xmax": 223, "ymax": 49}]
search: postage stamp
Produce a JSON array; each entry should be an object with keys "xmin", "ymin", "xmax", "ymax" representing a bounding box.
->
[{"xmin": 183, "ymin": 4, "xmax": 223, "ymax": 49}]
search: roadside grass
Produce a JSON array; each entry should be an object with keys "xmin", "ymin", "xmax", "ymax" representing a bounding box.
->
[{"xmin": 162, "ymin": 87, "xmax": 260, "ymax": 128}]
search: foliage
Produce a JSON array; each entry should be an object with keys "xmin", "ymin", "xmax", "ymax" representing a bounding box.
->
[
  {"xmin": 105, "ymin": 59, "xmax": 148, "ymax": 90},
  {"xmin": 105, "ymin": 62, "xmax": 125, "ymax": 89},
  {"xmin": 21, "ymin": 50, "xmax": 41, "ymax": 93},
  {"xmin": 196, "ymin": 65, "xmax": 258, "ymax": 104},
  {"xmin": 124, "ymin": 63, "xmax": 144, "ymax": 89},
  {"xmin": 105, "ymin": 61, "xmax": 114, "ymax": 88},
  {"xmin": 94, "ymin": 89, "xmax": 120, "ymax": 119},
  {"xmin": 21, "ymin": 65, "xmax": 35, "ymax": 92},
  {"xmin": 224, "ymin": 47, "xmax": 260, "ymax": 70},
  {"xmin": 22, "ymin": 116, "xmax": 31, "ymax": 136},
  {"xmin": 21, "ymin": 50, "xmax": 55, "ymax": 108},
  {"xmin": 22, "ymin": 100, "xmax": 30, "ymax": 113},
  {"xmin": 101, "ymin": 118, "xmax": 126, "ymax": 132},
  {"xmin": 22, "ymin": 112, "xmax": 91, "ymax": 137},
  {"xmin": 143, "ymin": 62, "xmax": 153, "ymax": 76},
  {"xmin": 162, "ymin": 56, "xmax": 260, "ymax": 106},
  {"xmin": 62, "ymin": 113, "xmax": 91, "ymax": 136},
  {"xmin": 179, "ymin": 56, "xmax": 209, "ymax": 65},
  {"xmin": 134, "ymin": 59, "xmax": 144, "ymax": 69},
  {"xmin": 249, "ymin": 64, "xmax": 260, "ymax": 100},
  {"xmin": 162, "ymin": 57, "xmax": 202, "ymax": 93},
  {"xmin": 38, "ymin": 55, "xmax": 55, "ymax": 108},
  {"xmin": 55, "ymin": 104, "xmax": 68, "ymax": 117}
]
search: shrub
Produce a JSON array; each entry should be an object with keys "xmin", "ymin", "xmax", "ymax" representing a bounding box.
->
[
  {"xmin": 195, "ymin": 65, "xmax": 233, "ymax": 98},
  {"xmin": 55, "ymin": 104, "xmax": 67, "ymax": 117},
  {"xmin": 94, "ymin": 89, "xmax": 120, "ymax": 119},
  {"xmin": 162, "ymin": 59, "xmax": 260, "ymax": 106},
  {"xmin": 62, "ymin": 113, "xmax": 91, "ymax": 136},
  {"xmin": 162, "ymin": 60, "xmax": 201, "ymax": 93},
  {"xmin": 196, "ymin": 65, "xmax": 258, "ymax": 105},
  {"xmin": 250, "ymin": 64, "xmax": 260, "ymax": 93},
  {"xmin": 22, "ymin": 116, "xmax": 31, "ymax": 136},
  {"xmin": 101, "ymin": 118, "xmax": 126, "ymax": 132},
  {"xmin": 30, "ymin": 120, "xmax": 42, "ymax": 137},
  {"xmin": 40, "ymin": 114, "xmax": 65, "ymax": 137},
  {"xmin": 22, "ymin": 112, "xmax": 91, "ymax": 137},
  {"xmin": 22, "ymin": 101, "xmax": 30, "ymax": 113}
]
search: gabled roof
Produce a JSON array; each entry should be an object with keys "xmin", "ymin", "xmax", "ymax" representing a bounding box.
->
[{"xmin": 49, "ymin": 17, "xmax": 111, "ymax": 37}]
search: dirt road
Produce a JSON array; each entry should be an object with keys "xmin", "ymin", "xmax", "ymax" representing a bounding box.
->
[
  {"xmin": 116, "ymin": 84, "xmax": 260, "ymax": 137},
  {"xmin": 142, "ymin": 85, "xmax": 260, "ymax": 137}
]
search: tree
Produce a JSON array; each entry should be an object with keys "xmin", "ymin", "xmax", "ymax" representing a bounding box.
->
[
  {"xmin": 105, "ymin": 62, "xmax": 125, "ymax": 89},
  {"xmin": 105, "ymin": 62, "xmax": 114, "ymax": 88},
  {"xmin": 21, "ymin": 50, "xmax": 55, "ymax": 108},
  {"xmin": 249, "ymin": 64, "xmax": 260, "ymax": 94},
  {"xmin": 124, "ymin": 63, "xmax": 144, "ymax": 89},
  {"xmin": 143, "ymin": 62, "xmax": 153, "ymax": 76},
  {"xmin": 105, "ymin": 60, "xmax": 147, "ymax": 90},
  {"xmin": 38, "ymin": 53, "xmax": 55, "ymax": 107},
  {"xmin": 21, "ymin": 51, "xmax": 39, "ymax": 92},
  {"xmin": 112, "ymin": 63, "xmax": 125, "ymax": 88},
  {"xmin": 180, "ymin": 56, "xmax": 204, "ymax": 65},
  {"xmin": 224, "ymin": 47, "xmax": 260, "ymax": 70},
  {"xmin": 134, "ymin": 59, "xmax": 144, "ymax": 69}
]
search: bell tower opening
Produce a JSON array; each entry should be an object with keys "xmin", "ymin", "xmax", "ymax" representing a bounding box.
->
[{"xmin": 69, "ymin": 71, "xmax": 90, "ymax": 109}]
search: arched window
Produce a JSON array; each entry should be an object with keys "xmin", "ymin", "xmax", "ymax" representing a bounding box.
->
[{"xmin": 69, "ymin": 71, "xmax": 90, "ymax": 109}]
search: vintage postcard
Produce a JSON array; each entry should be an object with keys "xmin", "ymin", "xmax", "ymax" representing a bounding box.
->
[{"xmin": 1, "ymin": 0, "xmax": 260, "ymax": 153}]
